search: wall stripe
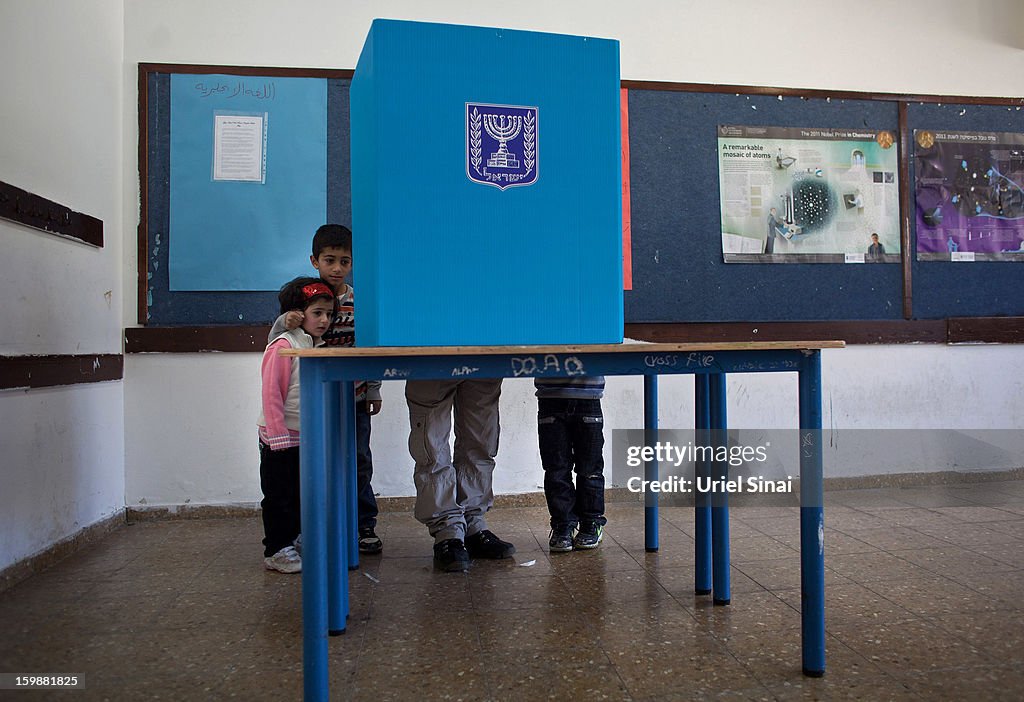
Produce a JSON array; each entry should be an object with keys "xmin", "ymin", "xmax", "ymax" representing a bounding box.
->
[{"xmin": 0, "ymin": 354, "xmax": 123, "ymax": 390}]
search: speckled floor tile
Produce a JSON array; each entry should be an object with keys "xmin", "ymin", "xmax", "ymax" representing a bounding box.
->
[
  {"xmin": 726, "ymin": 629, "xmax": 888, "ymax": 688},
  {"xmin": 930, "ymin": 611, "xmax": 1024, "ymax": 664},
  {"xmin": 735, "ymin": 515, "xmax": 802, "ymax": 537},
  {"xmin": 606, "ymin": 640, "xmax": 760, "ymax": 699},
  {"xmin": 349, "ymin": 655, "xmax": 491, "ymax": 701},
  {"xmin": 829, "ymin": 617, "xmax": 991, "ymax": 674},
  {"xmin": 574, "ymin": 599, "xmax": 704, "ymax": 646},
  {"xmin": 470, "ymin": 573, "xmax": 574, "ymax": 610},
  {"xmin": 689, "ymin": 591, "xmax": 802, "ymax": 636},
  {"xmin": 544, "ymin": 546, "xmax": 643, "ymax": 576},
  {"xmin": 474, "ymin": 606, "xmax": 600, "ymax": 652},
  {"xmin": 928, "ymin": 505, "xmax": 1022, "ymax": 523},
  {"xmin": 370, "ymin": 577, "xmax": 473, "ymax": 613},
  {"xmin": 862, "ymin": 574, "xmax": 1003, "ymax": 617},
  {"xmin": 970, "ymin": 518, "xmax": 1024, "ymax": 540},
  {"xmin": 894, "ymin": 545, "xmax": 1018, "ymax": 577},
  {"xmin": 776, "ymin": 582, "xmax": 917, "ymax": 625},
  {"xmin": 908, "ymin": 521, "xmax": 1024, "ymax": 547},
  {"xmin": 733, "ymin": 557, "xmax": 850, "ymax": 591},
  {"xmin": 730, "ymin": 535, "xmax": 801, "ymax": 562},
  {"xmin": 947, "ymin": 569, "xmax": 1024, "ymax": 610},
  {"xmin": 649, "ymin": 563, "xmax": 767, "ymax": 600},
  {"xmin": 825, "ymin": 489, "xmax": 913, "ymax": 510},
  {"xmin": 884, "ymin": 487, "xmax": 977, "ymax": 509},
  {"xmin": 836, "ymin": 526, "xmax": 950, "ymax": 552},
  {"xmin": 900, "ymin": 665, "xmax": 1024, "ymax": 701},
  {"xmin": 5, "ymin": 485, "xmax": 1024, "ymax": 699},
  {"xmin": 768, "ymin": 672, "xmax": 919, "ymax": 701},
  {"xmin": 854, "ymin": 508, "xmax": 962, "ymax": 530},
  {"xmin": 633, "ymin": 688, "xmax": 775, "ymax": 702},
  {"xmin": 772, "ymin": 529, "xmax": 881, "ymax": 556},
  {"xmin": 489, "ymin": 648, "xmax": 630, "ymax": 701},
  {"xmin": 825, "ymin": 551, "xmax": 937, "ymax": 584}
]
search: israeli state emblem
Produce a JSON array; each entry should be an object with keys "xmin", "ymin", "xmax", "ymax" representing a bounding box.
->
[{"xmin": 466, "ymin": 102, "xmax": 538, "ymax": 190}]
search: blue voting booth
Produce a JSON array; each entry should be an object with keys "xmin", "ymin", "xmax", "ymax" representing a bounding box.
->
[{"xmin": 350, "ymin": 20, "xmax": 623, "ymax": 346}]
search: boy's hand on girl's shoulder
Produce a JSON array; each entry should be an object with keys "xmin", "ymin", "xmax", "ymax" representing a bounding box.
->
[
  {"xmin": 284, "ymin": 310, "xmax": 304, "ymax": 330},
  {"xmin": 367, "ymin": 400, "xmax": 382, "ymax": 416}
]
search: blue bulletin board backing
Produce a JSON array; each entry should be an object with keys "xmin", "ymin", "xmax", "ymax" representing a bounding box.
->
[
  {"xmin": 908, "ymin": 102, "xmax": 1024, "ymax": 319},
  {"xmin": 168, "ymin": 74, "xmax": 327, "ymax": 292},
  {"xmin": 624, "ymin": 89, "xmax": 904, "ymax": 322},
  {"xmin": 145, "ymin": 70, "xmax": 350, "ymax": 324}
]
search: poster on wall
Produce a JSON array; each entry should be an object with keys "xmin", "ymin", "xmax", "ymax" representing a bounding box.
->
[
  {"xmin": 718, "ymin": 125, "xmax": 900, "ymax": 263},
  {"xmin": 914, "ymin": 129, "xmax": 1024, "ymax": 261}
]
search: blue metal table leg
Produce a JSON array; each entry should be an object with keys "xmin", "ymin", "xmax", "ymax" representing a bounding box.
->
[
  {"xmin": 643, "ymin": 375, "xmax": 659, "ymax": 552},
  {"xmin": 694, "ymin": 374, "xmax": 712, "ymax": 596},
  {"xmin": 299, "ymin": 360, "xmax": 329, "ymax": 702},
  {"xmin": 326, "ymin": 381, "xmax": 350, "ymax": 635},
  {"xmin": 799, "ymin": 351, "xmax": 826, "ymax": 677},
  {"xmin": 709, "ymin": 372, "xmax": 731, "ymax": 606},
  {"xmin": 344, "ymin": 383, "xmax": 359, "ymax": 571}
]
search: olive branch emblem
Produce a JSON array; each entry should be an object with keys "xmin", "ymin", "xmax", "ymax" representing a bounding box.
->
[{"xmin": 469, "ymin": 107, "xmax": 483, "ymax": 175}]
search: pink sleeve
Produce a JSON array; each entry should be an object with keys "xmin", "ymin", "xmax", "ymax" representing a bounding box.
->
[{"xmin": 261, "ymin": 339, "xmax": 294, "ymax": 449}]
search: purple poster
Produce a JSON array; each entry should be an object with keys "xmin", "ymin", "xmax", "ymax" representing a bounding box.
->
[{"xmin": 915, "ymin": 129, "xmax": 1024, "ymax": 261}]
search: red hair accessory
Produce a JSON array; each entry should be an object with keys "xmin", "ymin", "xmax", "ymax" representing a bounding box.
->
[{"xmin": 302, "ymin": 282, "xmax": 333, "ymax": 300}]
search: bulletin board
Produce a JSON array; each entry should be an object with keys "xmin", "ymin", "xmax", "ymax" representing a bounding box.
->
[
  {"xmin": 908, "ymin": 101, "xmax": 1024, "ymax": 318},
  {"xmin": 139, "ymin": 64, "xmax": 351, "ymax": 325},
  {"xmin": 137, "ymin": 64, "xmax": 1024, "ymax": 344},
  {"xmin": 623, "ymin": 87, "xmax": 904, "ymax": 322}
]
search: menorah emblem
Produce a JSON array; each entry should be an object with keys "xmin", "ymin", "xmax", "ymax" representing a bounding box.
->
[
  {"xmin": 483, "ymin": 114, "xmax": 522, "ymax": 169},
  {"xmin": 467, "ymin": 102, "xmax": 539, "ymax": 190}
]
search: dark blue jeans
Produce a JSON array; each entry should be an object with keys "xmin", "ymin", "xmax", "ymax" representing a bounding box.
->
[
  {"xmin": 356, "ymin": 400, "xmax": 378, "ymax": 530},
  {"xmin": 538, "ymin": 398, "xmax": 607, "ymax": 530}
]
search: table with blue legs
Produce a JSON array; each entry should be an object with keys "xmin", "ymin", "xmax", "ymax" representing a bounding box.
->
[{"xmin": 283, "ymin": 341, "xmax": 843, "ymax": 701}]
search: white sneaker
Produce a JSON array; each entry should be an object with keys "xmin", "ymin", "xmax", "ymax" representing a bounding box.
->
[
  {"xmin": 293, "ymin": 534, "xmax": 302, "ymax": 556},
  {"xmin": 264, "ymin": 545, "xmax": 302, "ymax": 573}
]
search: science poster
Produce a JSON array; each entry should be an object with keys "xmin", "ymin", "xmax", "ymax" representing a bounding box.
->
[
  {"xmin": 718, "ymin": 125, "xmax": 900, "ymax": 263},
  {"xmin": 914, "ymin": 129, "xmax": 1024, "ymax": 261}
]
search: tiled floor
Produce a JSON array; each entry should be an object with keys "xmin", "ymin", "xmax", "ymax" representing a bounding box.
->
[{"xmin": 3, "ymin": 481, "xmax": 1024, "ymax": 700}]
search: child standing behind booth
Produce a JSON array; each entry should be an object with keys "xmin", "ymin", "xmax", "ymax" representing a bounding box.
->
[
  {"xmin": 271, "ymin": 224, "xmax": 384, "ymax": 555},
  {"xmin": 536, "ymin": 376, "xmax": 608, "ymax": 552},
  {"xmin": 258, "ymin": 277, "xmax": 336, "ymax": 573}
]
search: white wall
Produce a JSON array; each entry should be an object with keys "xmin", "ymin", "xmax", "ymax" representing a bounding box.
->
[
  {"xmin": 117, "ymin": 0, "xmax": 1024, "ymax": 507},
  {"xmin": 0, "ymin": 0, "xmax": 125, "ymax": 571}
]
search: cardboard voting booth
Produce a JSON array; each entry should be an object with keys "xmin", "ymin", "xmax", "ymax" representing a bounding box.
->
[{"xmin": 351, "ymin": 19, "xmax": 623, "ymax": 346}]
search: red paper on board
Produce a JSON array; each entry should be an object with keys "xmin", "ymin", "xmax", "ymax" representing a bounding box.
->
[{"xmin": 621, "ymin": 88, "xmax": 633, "ymax": 290}]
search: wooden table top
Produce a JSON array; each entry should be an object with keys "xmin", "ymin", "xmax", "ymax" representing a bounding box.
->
[{"xmin": 280, "ymin": 340, "xmax": 845, "ymax": 357}]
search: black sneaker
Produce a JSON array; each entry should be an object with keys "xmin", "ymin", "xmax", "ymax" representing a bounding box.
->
[
  {"xmin": 358, "ymin": 527, "xmax": 383, "ymax": 554},
  {"xmin": 573, "ymin": 522, "xmax": 605, "ymax": 550},
  {"xmin": 433, "ymin": 538, "xmax": 470, "ymax": 572},
  {"xmin": 465, "ymin": 530, "xmax": 516, "ymax": 559},
  {"xmin": 548, "ymin": 525, "xmax": 575, "ymax": 553}
]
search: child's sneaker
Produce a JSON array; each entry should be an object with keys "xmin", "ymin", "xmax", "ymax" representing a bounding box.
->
[
  {"xmin": 548, "ymin": 525, "xmax": 575, "ymax": 553},
  {"xmin": 358, "ymin": 527, "xmax": 383, "ymax": 554},
  {"xmin": 264, "ymin": 545, "xmax": 302, "ymax": 573},
  {"xmin": 573, "ymin": 522, "xmax": 605, "ymax": 550}
]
